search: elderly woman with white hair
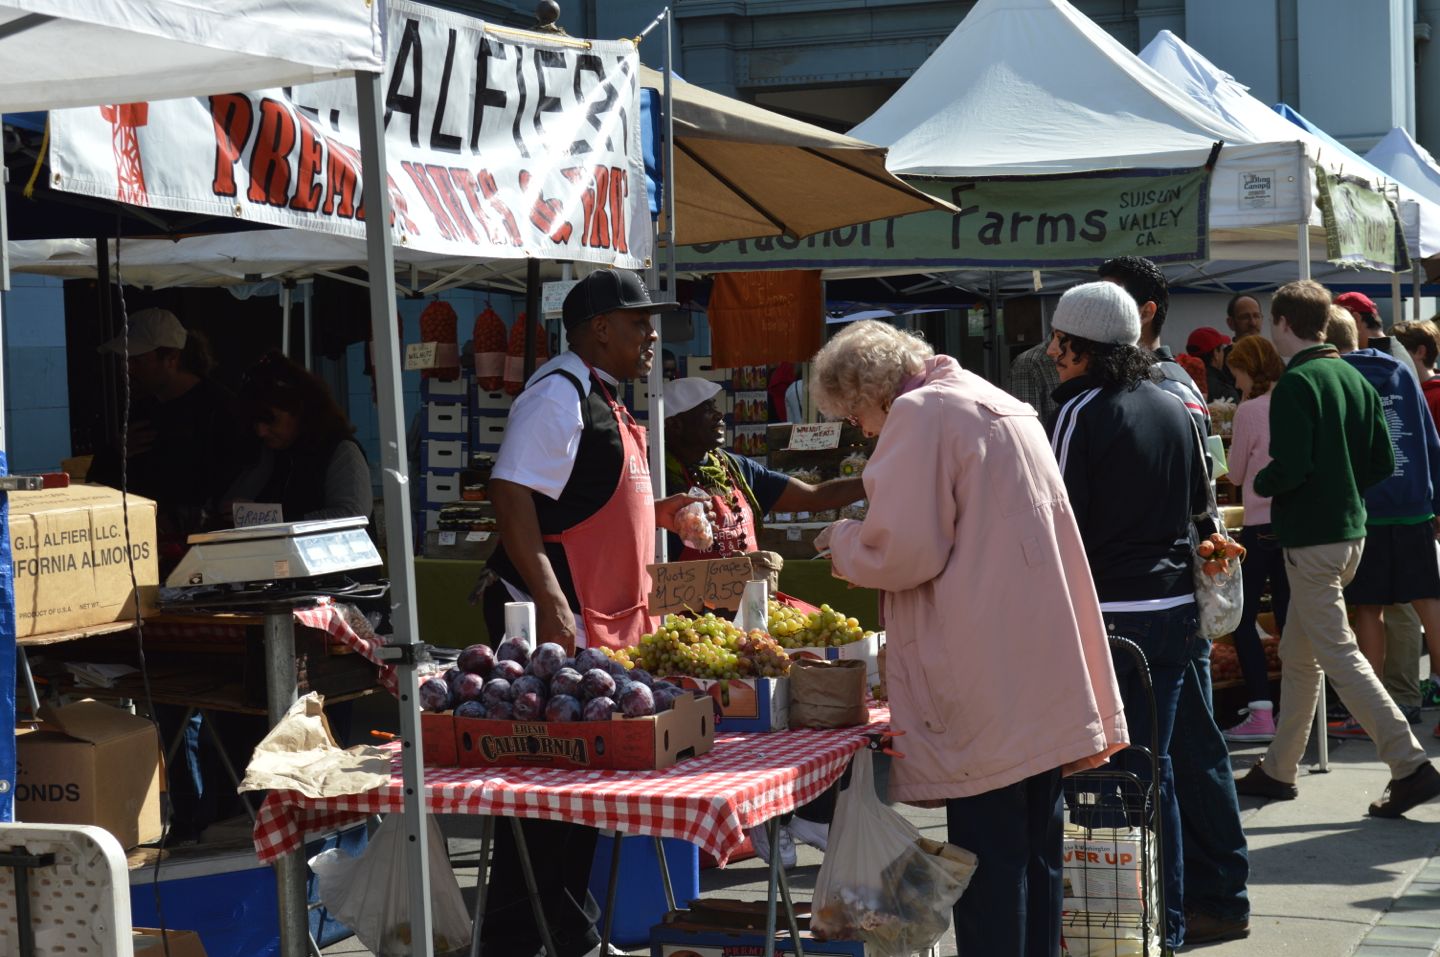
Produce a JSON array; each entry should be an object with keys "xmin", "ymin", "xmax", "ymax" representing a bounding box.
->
[{"xmin": 810, "ymin": 320, "xmax": 1127, "ymax": 957}]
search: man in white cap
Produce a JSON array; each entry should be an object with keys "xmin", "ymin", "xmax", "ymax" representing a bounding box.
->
[
  {"xmin": 1047, "ymin": 281, "xmax": 1239, "ymax": 949},
  {"xmin": 662, "ymin": 376, "xmax": 864, "ymax": 560}
]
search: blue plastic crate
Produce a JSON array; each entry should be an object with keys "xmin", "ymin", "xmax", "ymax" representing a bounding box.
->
[
  {"xmin": 588, "ymin": 834, "xmax": 700, "ymax": 948},
  {"xmin": 129, "ymin": 824, "xmax": 368, "ymax": 957}
]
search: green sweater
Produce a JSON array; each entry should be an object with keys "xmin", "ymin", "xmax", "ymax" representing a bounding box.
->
[{"xmin": 1254, "ymin": 344, "xmax": 1394, "ymax": 546}]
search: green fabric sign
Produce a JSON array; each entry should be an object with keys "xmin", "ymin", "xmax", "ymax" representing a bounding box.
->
[
  {"xmin": 1316, "ymin": 167, "xmax": 1411, "ymax": 273},
  {"xmin": 677, "ymin": 165, "xmax": 1212, "ymax": 272}
]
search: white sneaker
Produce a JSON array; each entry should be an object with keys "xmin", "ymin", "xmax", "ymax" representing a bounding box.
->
[
  {"xmin": 746, "ymin": 823, "xmax": 797, "ymax": 868},
  {"xmin": 786, "ymin": 816, "xmax": 830, "ymax": 852}
]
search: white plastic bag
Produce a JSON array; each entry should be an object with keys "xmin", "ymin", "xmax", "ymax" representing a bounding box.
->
[
  {"xmin": 1187, "ymin": 421, "xmax": 1243, "ymax": 639},
  {"xmin": 676, "ymin": 485, "xmax": 715, "ymax": 550},
  {"xmin": 810, "ymin": 751, "xmax": 977, "ymax": 957},
  {"xmin": 309, "ymin": 814, "xmax": 471, "ymax": 957}
]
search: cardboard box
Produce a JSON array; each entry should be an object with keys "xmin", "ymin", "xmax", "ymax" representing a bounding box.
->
[
  {"xmin": 425, "ymin": 471, "xmax": 461, "ymax": 504},
  {"xmin": 15, "ymin": 699, "xmax": 162, "ymax": 849},
  {"xmin": 423, "ymin": 438, "xmax": 466, "ymax": 471},
  {"xmin": 473, "ymin": 417, "xmax": 508, "ymax": 449},
  {"xmin": 422, "ymin": 709, "xmax": 459, "ymax": 766},
  {"xmin": 420, "ymin": 376, "xmax": 468, "ymax": 402},
  {"xmin": 448, "ymin": 690, "xmax": 714, "ymax": 770},
  {"xmin": 474, "ymin": 386, "xmax": 513, "ymax": 415},
  {"xmin": 134, "ymin": 928, "xmax": 209, "ymax": 957},
  {"xmin": 668, "ymin": 676, "xmax": 788, "ymax": 733},
  {"xmin": 8, "ymin": 484, "xmax": 157, "ymax": 638},
  {"xmin": 423, "ymin": 403, "xmax": 467, "ymax": 437}
]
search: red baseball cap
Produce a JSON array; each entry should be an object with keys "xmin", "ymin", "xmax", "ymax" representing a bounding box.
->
[
  {"xmin": 1335, "ymin": 291, "xmax": 1379, "ymax": 319},
  {"xmin": 1186, "ymin": 326, "xmax": 1232, "ymax": 356}
]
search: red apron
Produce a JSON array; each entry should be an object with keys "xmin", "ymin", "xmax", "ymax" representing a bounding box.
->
[{"xmin": 542, "ymin": 373, "xmax": 657, "ymax": 650}]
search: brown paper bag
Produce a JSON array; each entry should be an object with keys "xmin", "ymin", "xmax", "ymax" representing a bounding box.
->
[{"xmin": 789, "ymin": 658, "xmax": 868, "ymax": 729}]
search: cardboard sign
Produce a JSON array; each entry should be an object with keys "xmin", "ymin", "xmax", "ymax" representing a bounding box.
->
[
  {"xmin": 405, "ymin": 341, "xmax": 460, "ymax": 371},
  {"xmin": 787, "ymin": 422, "xmax": 842, "ymax": 450},
  {"xmin": 232, "ymin": 502, "xmax": 283, "ymax": 528},
  {"xmin": 542, "ymin": 279, "xmax": 580, "ymax": 318},
  {"xmin": 647, "ymin": 556, "xmax": 754, "ymax": 616}
]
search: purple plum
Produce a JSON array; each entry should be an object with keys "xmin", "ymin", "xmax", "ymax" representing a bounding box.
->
[
  {"xmin": 513, "ymin": 691, "xmax": 544, "ymax": 721},
  {"xmin": 620, "ymin": 683, "xmax": 655, "ymax": 717},
  {"xmin": 529, "ymin": 642, "xmax": 567, "ymax": 680},
  {"xmin": 652, "ymin": 687, "xmax": 681, "ymax": 713},
  {"xmin": 602, "ymin": 658, "xmax": 630, "ymax": 679},
  {"xmin": 550, "ymin": 668, "xmax": 583, "ymax": 698},
  {"xmin": 455, "ymin": 700, "xmax": 487, "ymax": 719},
  {"xmin": 496, "ymin": 636, "xmax": 532, "ymax": 667},
  {"xmin": 580, "ymin": 668, "xmax": 616, "ymax": 701},
  {"xmin": 481, "ymin": 678, "xmax": 512, "ymax": 707},
  {"xmin": 420, "ymin": 677, "xmax": 452, "ymax": 712},
  {"xmin": 545, "ymin": 694, "xmax": 582, "ymax": 722},
  {"xmin": 652, "ymin": 680, "xmax": 679, "ymax": 694},
  {"xmin": 574, "ymin": 648, "xmax": 608, "ymax": 674},
  {"xmin": 562, "ymin": 657, "xmax": 577, "ymax": 672},
  {"xmin": 582, "ymin": 696, "xmax": 617, "ymax": 721},
  {"xmin": 613, "ymin": 677, "xmax": 635, "ymax": 702},
  {"xmin": 458, "ymin": 643, "xmax": 497, "ymax": 676},
  {"xmin": 489, "ymin": 660, "xmax": 524, "ymax": 682},
  {"xmin": 442, "ymin": 666, "xmax": 462, "ymax": 689},
  {"xmin": 484, "ymin": 701, "xmax": 514, "ymax": 720},
  {"xmin": 512, "ymin": 675, "xmax": 549, "ymax": 703},
  {"xmin": 627, "ymin": 668, "xmax": 656, "ymax": 688},
  {"xmin": 452, "ymin": 672, "xmax": 485, "ymax": 704}
]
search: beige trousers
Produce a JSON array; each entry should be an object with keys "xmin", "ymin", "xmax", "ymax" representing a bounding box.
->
[
  {"xmin": 1263, "ymin": 540, "xmax": 1428, "ymax": 784},
  {"xmin": 1382, "ymin": 602, "xmax": 1424, "ymax": 709}
]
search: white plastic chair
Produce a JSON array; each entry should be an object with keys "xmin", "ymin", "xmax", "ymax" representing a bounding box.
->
[{"xmin": 0, "ymin": 823, "xmax": 132, "ymax": 957}]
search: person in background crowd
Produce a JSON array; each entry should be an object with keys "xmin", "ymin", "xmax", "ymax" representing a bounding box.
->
[
  {"xmin": 1047, "ymin": 281, "xmax": 1246, "ymax": 947},
  {"xmin": 1235, "ymin": 280, "xmax": 1440, "ymax": 818},
  {"xmin": 768, "ymin": 361, "xmax": 800, "ymax": 421},
  {"xmin": 226, "ymin": 352, "xmax": 372, "ymax": 523},
  {"xmin": 1394, "ymin": 319, "xmax": 1440, "ymax": 425},
  {"xmin": 1097, "ymin": 256, "xmax": 1210, "ymax": 436},
  {"xmin": 661, "ymin": 348, "xmax": 679, "ymax": 381},
  {"xmin": 1337, "ymin": 291, "xmax": 1387, "ymax": 351},
  {"xmin": 1222, "ymin": 336, "xmax": 1291, "ymax": 743},
  {"xmin": 1226, "ymin": 293, "xmax": 1265, "ymax": 341},
  {"xmin": 1176, "ymin": 352, "xmax": 1210, "ymax": 401},
  {"xmin": 1007, "ymin": 336, "xmax": 1060, "ymax": 422},
  {"xmin": 1187, "ymin": 326, "xmax": 1240, "ymax": 403},
  {"xmin": 1392, "ymin": 318, "xmax": 1440, "ymax": 720},
  {"xmin": 812, "ymin": 319, "xmax": 1127, "ymax": 957},
  {"xmin": 90, "ymin": 307, "xmax": 251, "ymax": 573},
  {"xmin": 1321, "ymin": 308, "xmax": 1440, "ymax": 738},
  {"xmin": 1099, "ymin": 259, "xmax": 1250, "ymax": 942}
]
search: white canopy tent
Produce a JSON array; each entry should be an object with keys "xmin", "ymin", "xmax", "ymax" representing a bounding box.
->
[
  {"xmin": 1367, "ymin": 126, "xmax": 1440, "ymax": 209},
  {"xmin": 0, "ymin": 5, "xmax": 442, "ymax": 957}
]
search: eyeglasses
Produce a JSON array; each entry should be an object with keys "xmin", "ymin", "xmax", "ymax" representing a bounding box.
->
[{"xmin": 844, "ymin": 412, "xmax": 860, "ymax": 427}]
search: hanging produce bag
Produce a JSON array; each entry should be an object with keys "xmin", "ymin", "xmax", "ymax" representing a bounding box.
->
[
  {"xmin": 473, "ymin": 305, "xmax": 508, "ymax": 390},
  {"xmin": 504, "ymin": 312, "xmax": 550, "ymax": 395},
  {"xmin": 418, "ymin": 300, "xmax": 460, "ymax": 380},
  {"xmin": 310, "ymin": 813, "xmax": 471, "ymax": 957},
  {"xmin": 810, "ymin": 751, "xmax": 977, "ymax": 956}
]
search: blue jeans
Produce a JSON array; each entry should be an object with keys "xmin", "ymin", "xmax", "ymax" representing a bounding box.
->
[
  {"xmin": 1075, "ymin": 604, "xmax": 1192, "ymax": 950},
  {"xmin": 1171, "ymin": 635, "xmax": 1251, "ymax": 921},
  {"xmin": 947, "ymin": 768, "xmax": 1064, "ymax": 957}
]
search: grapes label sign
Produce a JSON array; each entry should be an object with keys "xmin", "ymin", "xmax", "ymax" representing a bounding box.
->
[{"xmin": 647, "ymin": 557, "xmax": 755, "ymax": 616}]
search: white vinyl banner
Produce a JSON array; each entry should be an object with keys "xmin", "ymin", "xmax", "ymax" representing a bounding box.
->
[{"xmin": 48, "ymin": 0, "xmax": 651, "ymax": 268}]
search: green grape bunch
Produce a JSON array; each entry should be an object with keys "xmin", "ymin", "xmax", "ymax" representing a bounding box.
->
[{"xmin": 766, "ymin": 600, "xmax": 873, "ymax": 649}]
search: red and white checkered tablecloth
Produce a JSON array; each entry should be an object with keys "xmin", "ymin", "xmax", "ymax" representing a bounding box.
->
[
  {"xmin": 252, "ymin": 707, "xmax": 889, "ymax": 865},
  {"xmin": 293, "ymin": 601, "xmax": 398, "ymax": 694}
]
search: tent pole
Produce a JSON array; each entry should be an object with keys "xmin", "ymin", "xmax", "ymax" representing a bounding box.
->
[
  {"xmin": 524, "ymin": 259, "xmax": 540, "ymax": 381},
  {"xmin": 1416, "ymin": 263, "xmax": 1425, "ymax": 322},
  {"xmin": 1298, "ymin": 224, "xmax": 1311, "ymax": 281},
  {"xmin": 302, "ymin": 281, "xmax": 314, "ymax": 371},
  {"xmin": 1391, "ymin": 270, "xmax": 1402, "ymax": 332},
  {"xmin": 280, "ymin": 282, "xmax": 293, "ymax": 358},
  {"xmin": 649, "ymin": 6, "xmax": 677, "ymax": 563},
  {"xmin": 354, "ymin": 69, "xmax": 435, "ymax": 957},
  {"xmin": 985, "ymin": 272, "xmax": 1000, "ymax": 384}
]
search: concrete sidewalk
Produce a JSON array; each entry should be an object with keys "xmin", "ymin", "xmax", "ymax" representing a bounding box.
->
[{"xmin": 322, "ymin": 730, "xmax": 1440, "ymax": 957}]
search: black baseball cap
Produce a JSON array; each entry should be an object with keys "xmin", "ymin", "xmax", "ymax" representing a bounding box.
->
[{"xmin": 562, "ymin": 269, "xmax": 679, "ymax": 331}]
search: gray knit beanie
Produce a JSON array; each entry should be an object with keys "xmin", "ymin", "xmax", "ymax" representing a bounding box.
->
[{"xmin": 1052, "ymin": 281, "xmax": 1141, "ymax": 346}]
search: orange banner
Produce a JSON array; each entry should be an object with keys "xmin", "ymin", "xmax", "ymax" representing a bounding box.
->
[{"xmin": 708, "ymin": 269, "xmax": 823, "ymax": 367}]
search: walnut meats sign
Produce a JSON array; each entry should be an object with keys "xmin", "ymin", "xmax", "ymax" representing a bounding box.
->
[{"xmin": 48, "ymin": 0, "xmax": 650, "ymax": 268}]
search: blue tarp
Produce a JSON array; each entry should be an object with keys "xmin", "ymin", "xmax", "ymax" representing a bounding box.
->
[
  {"xmin": 0, "ymin": 451, "xmax": 15, "ymax": 822},
  {"xmin": 640, "ymin": 88, "xmax": 662, "ymax": 217}
]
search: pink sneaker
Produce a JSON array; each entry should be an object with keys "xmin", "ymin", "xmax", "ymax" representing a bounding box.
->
[{"xmin": 1224, "ymin": 708, "xmax": 1276, "ymax": 743}]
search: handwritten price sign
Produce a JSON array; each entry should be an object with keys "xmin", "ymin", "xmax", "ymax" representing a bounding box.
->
[
  {"xmin": 647, "ymin": 556, "xmax": 756, "ymax": 616},
  {"xmin": 787, "ymin": 422, "xmax": 842, "ymax": 450}
]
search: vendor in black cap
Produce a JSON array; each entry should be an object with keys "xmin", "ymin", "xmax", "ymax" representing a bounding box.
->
[{"xmin": 478, "ymin": 269, "xmax": 706, "ymax": 957}]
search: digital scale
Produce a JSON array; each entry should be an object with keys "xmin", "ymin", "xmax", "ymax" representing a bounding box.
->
[{"xmin": 165, "ymin": 517, "xmax": 383, "ymax": 590}]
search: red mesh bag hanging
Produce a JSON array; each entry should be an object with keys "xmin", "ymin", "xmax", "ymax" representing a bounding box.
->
[
  {"xmin": 472, "ymin": 306, "xmax": 507, "ymax": 390},
  {"xmin": 503, "ymin": 312, "xmax": 549, "ymax": 395},
  {"xmin": 418, "ymin": 300, "xmax": 460, "ymax": 380}
]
